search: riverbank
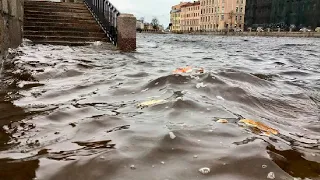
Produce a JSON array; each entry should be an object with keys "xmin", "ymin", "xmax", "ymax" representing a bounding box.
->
[{"xmin": 171, "ymin": 31, "xmax": 320, "ymax": 38}]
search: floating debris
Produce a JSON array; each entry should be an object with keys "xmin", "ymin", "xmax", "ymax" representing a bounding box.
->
[
  {"xmin": 193, "ymin": 155, "xmax": 198, "ymax": 158},
  {"xmin": 69, "ymin": 122, "xmax": 77, "ymax": 127},
  {"xmin": 161, "ymin": 161, "xmax": 165, "ymax": 164},
  {"xmin": 137, "ymin": 99, "xmax": 166, "ymax": 108},
  {"xmin": 293, "ymin": 178, "xmax": 302, "ymax": 180},
  {"xmin": 267, "ymin": 172, "xmax": 275, "ymax": 179},
  {"xmin": 130, "ymin": 164, "xmax": 136, "ymax": 170},
  {"xmin": 141, "ymin": 88, "xmax": 149, "ymax": 92},
  {"xmin": 173, "ymin": 66, "xmax": 192, "ymax": 74},
  {"xmin": 216, "ymin": 96, "xmax": 224, "ymax": 100},
  {"xmin": 195, "ymin": 67, "xmax": 204, "ymax": 74},
  {"xmin": 169, "ymin": 132, "xmax": 176, "ymax": 139},
  {"xmin": 196, "ymin": 82, "xmax": 207, "ymax": 88},
  {"xmin": 262, "ymin": 164, "xmax": 267, "ymax": 168},
  {"xmin": 217, "ymin": 119, "xmax": 228, "ymax": 123},
  {"xmin": 238, "ymin": 119, "xmax": 279, "ymax": 135},
  {"xmin": 100, "ymin": 156, "xmax": 105, "ymax": 160},
  {"xmin": 199, "ymin": 167, "xmax": 210, "ymax": 174}
]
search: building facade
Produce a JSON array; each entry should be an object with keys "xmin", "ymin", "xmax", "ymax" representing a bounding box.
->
[
  {"xmin": 245, "ymin": 0, "xmax": 320, "ymax": 29},
  {"xmin": 200, "ymin": 0, "xmax": 246, "ymax": 31},
  {"xmin": 180, "ymin": 1, "xmax": 201, "ymax": 31},
  {"xmin": 170, "ymin": 2, "xmax": 188, "ymax": 32},
  {"xmin": 170, "ymin": 9, "xmax": 182, "ymax": 32},
  {"xmin": 136, "ymin": 20, "xmax": 145, "ymax": 30}
]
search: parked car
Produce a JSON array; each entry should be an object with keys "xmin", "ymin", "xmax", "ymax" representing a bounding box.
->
[
  {"xmin": 315, "ymin": 27, "xmax": 320, "ymax": 32},
  {"xmin": 234, "ymin": 28, "xmax": 243, "ymax": 32},
  {"xmin": 257, "ymin": 27, "xmax": 264, "ymax": 32},
  {"xmin": 299, "ymin": 27, "xmax": 312, "ymax": 32}
]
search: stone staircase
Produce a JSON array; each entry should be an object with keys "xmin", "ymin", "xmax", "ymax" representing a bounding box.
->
[{"xmin": 24, "ymin": 1, "xmax": 107, "ymax": 46}]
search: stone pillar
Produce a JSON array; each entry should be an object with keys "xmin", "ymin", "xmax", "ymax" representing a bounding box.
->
[
  {"xmin": 117, "ymin": 14, "xmax": 136, "ymax": 52},
  {"xmin": 0, "ymin": 0, "xmax": 23, "ymax": 57}
]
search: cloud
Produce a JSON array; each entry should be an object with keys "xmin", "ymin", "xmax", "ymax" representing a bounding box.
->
[{"xmin": 110, "ymin": 0, "xmax": 183, "ymax": 26}]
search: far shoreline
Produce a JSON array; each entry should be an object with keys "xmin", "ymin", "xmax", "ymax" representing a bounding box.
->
[{"xmin": 139, "ymin": 31, "xmax": 320, "ymax": 38}]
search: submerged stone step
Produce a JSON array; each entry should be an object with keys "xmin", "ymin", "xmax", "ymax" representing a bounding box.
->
[
  {"xmin": 24, "ymin": 30, "xmax": 106, "ymax": 38},
  {"xmin": 23, "ymin": 0, "xmax": 108, "ymax": 46},
  {"xmin": 24, "ymin": 26, "xmax": 103, "ymax": 32},
  {"xmin": 24, "ymin": 21, "xmax": 100, "ymax": 28},
  {"xmin": 24, "ymin": 3, "xmax": 87, "ymax": 9},
  {"xmin": 26, "ymin": 40, "xmax": 93, "ymax": 46},
  {"xmin": 24, "ymin": 13, "xmax": 94, "ymax": 20},
  {"xmin": 25, "ymin": 10, "xmax": 92, "ymax": 16},
  {"xmin": 24, "ymin": 7, "xmax": 90, "ymax": 13},
  {"xmin": 24, "ymin": 17, "xmax": 97, "ymax": 23},
  {"xmin": 24, "ymin": 35, "xmax": 108, "ymax": 42},
  {"xmin": 24, "ymin": 1, "xmax": 87, "ymax": 8}
]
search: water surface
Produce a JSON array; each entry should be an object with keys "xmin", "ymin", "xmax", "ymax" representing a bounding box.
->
[{"xmin": 0, "ymin": 34, "xmax": 320, "ymax": 180}]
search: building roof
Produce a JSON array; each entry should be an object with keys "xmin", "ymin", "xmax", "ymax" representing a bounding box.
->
[
  {"xmin": 170, "ymin": 9, "xmax": 181, "ymax": 13},
  {"xmin": 171, "ymin": 2, "xmax": 189, "ymax": 10},
  {"xmin": 181, "ymin": 1, "xmax": 200, "ymax": 8}
]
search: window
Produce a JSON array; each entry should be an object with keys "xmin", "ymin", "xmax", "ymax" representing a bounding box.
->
[
  {"xmin": 241, "ymin": 0, "xmax": 243, "ymax": 3},
  {"xmin": 235, "ymin": 16, "xmax": 238, "ymax": 21},
  {"xmin": 236, "ymin": 7, "xmax": 239, "ymax": 12},
  {"xmin": 237, "ymin": 0, "xmax": 239, "ymax": 3},
  {"xmin": 240, "ymin": 16, "xmax": 242, "ymax": 20},
  {"xmin": 240, "ymin": 7, "xmax": 243, "ymax": 12},
  {"xmin": 221, "ymin": 14, "xmax": 224, "ymax": 20}
]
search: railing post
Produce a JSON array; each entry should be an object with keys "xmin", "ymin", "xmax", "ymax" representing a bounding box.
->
[{"xmin": 117, "ymin": 14, "xmax": 136, "ymax": 52}]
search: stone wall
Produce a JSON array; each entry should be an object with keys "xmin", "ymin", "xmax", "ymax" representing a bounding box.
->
[
  {"xmin": 180, "ymin": 31, "xmax": 320, "ymax": 38},
  {"xmin": 0, "ymin": 0, "xmax": 23, "ymax": 58}
]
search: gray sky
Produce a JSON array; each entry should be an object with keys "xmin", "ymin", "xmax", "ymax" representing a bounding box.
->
[{"xmin": 110, "ymin": 0, "xmax": 182, "ymax": 27}]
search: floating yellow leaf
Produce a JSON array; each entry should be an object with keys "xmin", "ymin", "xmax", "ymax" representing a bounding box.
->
[
  {"xmin": 173, "ymin": 66, "xmax": 193, "ymax": 74},
  {"xmin": 137, "ymin": 99, "xmax": 166, "ymax": 108},
  {"xmin": 238, "ymin": 119, "xmax": 279, "ymax": 135},
  {"xmin": 217, "ymin": 119, "xmax": 228, "ymax": 123}
]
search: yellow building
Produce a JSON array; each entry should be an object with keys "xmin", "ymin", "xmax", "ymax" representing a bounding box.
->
[
  {"xmin": 170, "ymin": 9, "xmax": 181, "ymax": 32},
  {"xmin": 170, "ymin": 2, "xmax": 188, "ymax": 32},
  {"xmin": 200, "ymin": 0, "xmax": 246, "ymax": 31}
]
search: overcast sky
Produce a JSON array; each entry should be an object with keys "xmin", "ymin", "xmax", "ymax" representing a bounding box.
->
[{"xmin": 110, "ymin": 0, "xmax": 182, "ymax": 27}]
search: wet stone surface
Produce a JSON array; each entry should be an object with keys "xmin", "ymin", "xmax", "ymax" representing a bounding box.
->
[{"xmin": 0, "ymin": 34, "xmax": 320, "ymax": 180}]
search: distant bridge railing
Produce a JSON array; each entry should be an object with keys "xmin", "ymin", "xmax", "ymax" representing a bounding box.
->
[{"xmin": 84, "ymin": 0, "xmax": 120, "ymax": 45}]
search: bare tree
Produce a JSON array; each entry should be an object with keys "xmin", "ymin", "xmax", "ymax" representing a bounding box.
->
[{"xmin": 151, "ymin": 17, "xmax": 159, "ymax": 30}]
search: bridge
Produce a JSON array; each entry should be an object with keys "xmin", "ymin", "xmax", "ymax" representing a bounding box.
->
[{"xmin": 0, "ymin": 0, "xmax": 136, "ymax": 57}]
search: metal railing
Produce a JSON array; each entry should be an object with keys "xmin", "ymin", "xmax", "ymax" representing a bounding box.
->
[{"xmin": 84, "ymin": 0, "xmax": 120, "ymax": 45}]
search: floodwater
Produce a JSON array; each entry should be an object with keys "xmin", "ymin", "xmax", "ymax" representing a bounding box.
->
[{"xmin": 0, "ymin": 34, "xmax": 320, "ymax": 180}]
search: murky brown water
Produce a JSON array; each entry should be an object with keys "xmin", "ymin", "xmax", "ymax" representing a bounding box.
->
[{"xmin": 0, "ymin": 34, "xmax": 320, "ymax": 180}]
